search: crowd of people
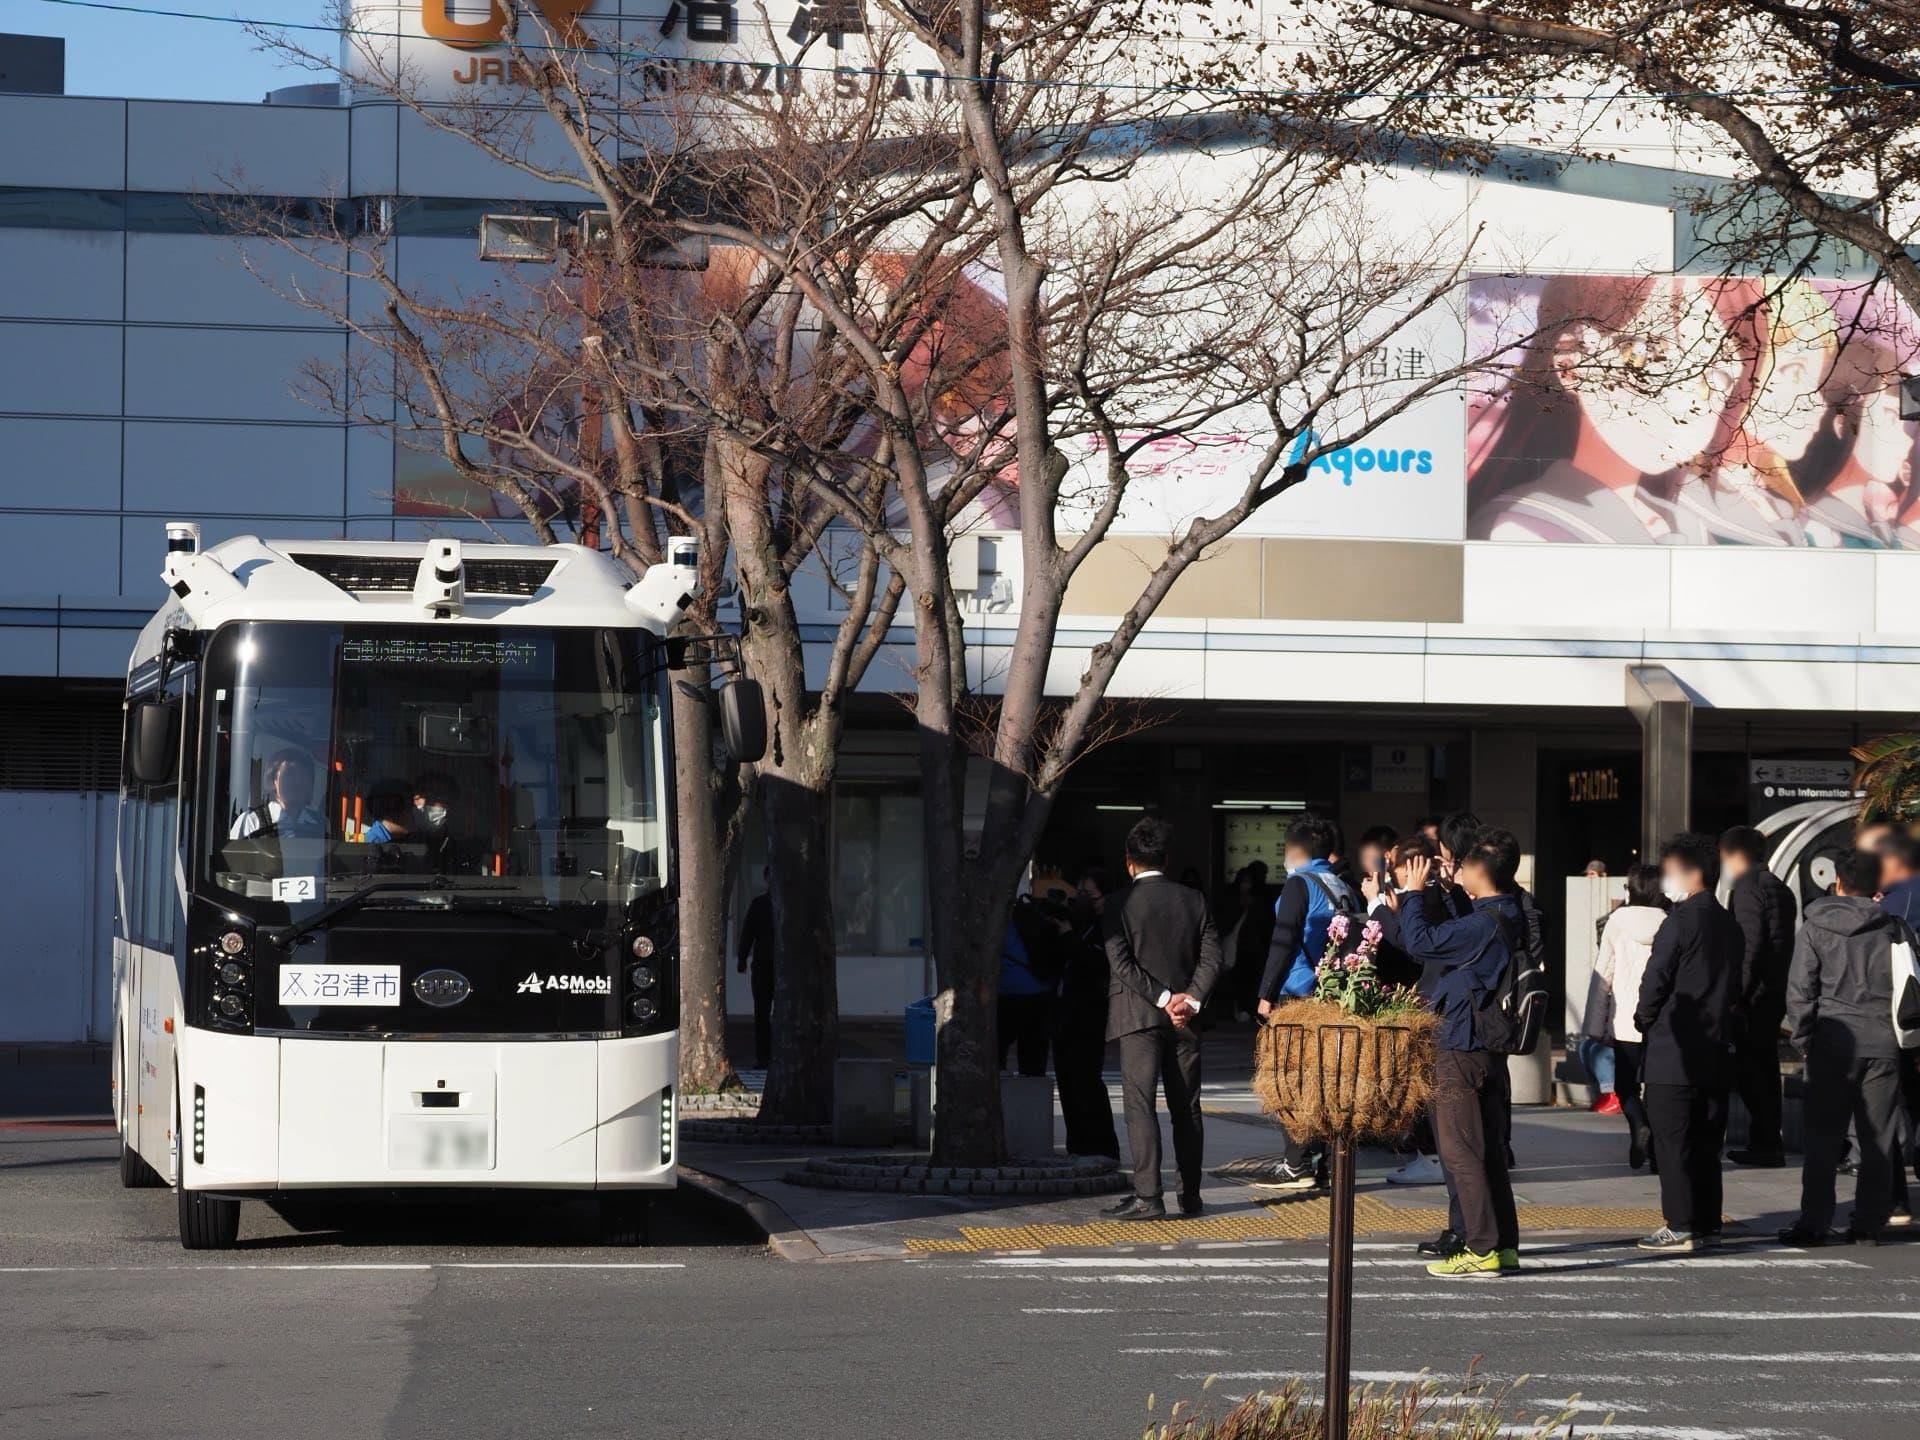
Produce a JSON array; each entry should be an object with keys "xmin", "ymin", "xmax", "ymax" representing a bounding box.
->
[{"xmin": 956, "ymin": 807, "xmax": 1920, "ymax": 1277}]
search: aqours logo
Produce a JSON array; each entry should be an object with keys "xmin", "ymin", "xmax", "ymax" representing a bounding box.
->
[{"xmin": 1289, "ymin": 430, "xmax": 1434, "ymax": 485}]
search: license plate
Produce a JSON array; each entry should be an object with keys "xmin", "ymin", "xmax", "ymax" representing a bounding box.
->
[{"xmin": 388, "ymin": 1116, "xmax": 493, "ymax": 1171}]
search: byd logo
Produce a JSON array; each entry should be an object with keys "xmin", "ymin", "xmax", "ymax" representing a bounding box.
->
[{"xmin": 421, "ymin": 0, "xmax": 593, "ymax": 48}]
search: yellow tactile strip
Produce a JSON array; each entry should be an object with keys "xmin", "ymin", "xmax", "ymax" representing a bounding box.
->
[{"xmin": 902, "ymin": 1195, "xmax": 1672, "ymax": 1253}]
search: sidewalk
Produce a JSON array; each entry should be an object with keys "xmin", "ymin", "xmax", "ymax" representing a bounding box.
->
[{"xmin": 686, "ymin": 1068, "xmax": 1814, "ymax": 1261}]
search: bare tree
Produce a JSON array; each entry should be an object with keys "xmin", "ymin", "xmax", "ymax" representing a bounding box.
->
[{"xmin": 1331, "ymin": 1, "xmax": 1920, "ymax": 312}]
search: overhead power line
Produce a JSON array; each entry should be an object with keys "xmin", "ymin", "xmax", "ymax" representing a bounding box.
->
[{"xmin": 21, "ymin": 0, "xmax": 1920, "ymax": 108}]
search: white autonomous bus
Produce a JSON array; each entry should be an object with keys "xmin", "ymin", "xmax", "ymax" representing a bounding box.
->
[{"xmin": 111, "ymin": 525, "xmax": 761, "ymax": 1248}]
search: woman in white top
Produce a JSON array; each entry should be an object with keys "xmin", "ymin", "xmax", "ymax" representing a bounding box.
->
[{"xmin": 1585, "ymin": 863, "xmax": 1670, "ymax": 1171}]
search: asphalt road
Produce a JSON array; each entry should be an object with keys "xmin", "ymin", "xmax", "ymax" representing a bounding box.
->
[{"xmin": 5, "ymin": 1119, "xmax": 1920, "ymax": 1440}]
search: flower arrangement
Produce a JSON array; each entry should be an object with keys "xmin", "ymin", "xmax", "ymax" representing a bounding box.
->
[{"xmin": 1310, "ymin": 913, "xmax": 1424, "ymax": 1021}]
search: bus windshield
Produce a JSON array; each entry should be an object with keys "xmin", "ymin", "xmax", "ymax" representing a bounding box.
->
[{"xmin": 199, "ymin": 622, "xmax": 667, "ymax": 923}]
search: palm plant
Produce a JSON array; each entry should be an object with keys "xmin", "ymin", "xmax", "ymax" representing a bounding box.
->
[{"xmin": 1851, "ymin": 733, "xmax": 1920, "ymax": 823}]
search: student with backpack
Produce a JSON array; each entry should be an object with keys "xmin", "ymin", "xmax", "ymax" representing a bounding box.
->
[
  {"xmin": 1253, "ymin": 814, "xmax": 1358, "ymax": 1190},
  {"xmin": 1397, "ymin": 840, "xmax": 1527, "ymax": 1277},
  {"xmin": 1633, "ymin": 834, "xmax": 1744, "ymax": 1253}
]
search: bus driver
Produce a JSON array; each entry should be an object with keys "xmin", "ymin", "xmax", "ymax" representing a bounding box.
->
[{"xmin": 230, "ymin": 748, "xmax": 324, "ymax": 839}]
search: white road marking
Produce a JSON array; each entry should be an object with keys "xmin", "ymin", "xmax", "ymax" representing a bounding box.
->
[
  {"xmin": 1019, "ymin": 1307, "xmax": 1117, "ymax": 1314},
  {"xmin": 1119, "ymin": 1347, "xmax": 1232, "ymax": 1356},
  {"xmin": 980, "ymin": 1255, "xmax": 1864, "ymax": 1270}
]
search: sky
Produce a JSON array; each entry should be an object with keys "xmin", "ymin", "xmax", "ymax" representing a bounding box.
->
[{"xmin": 4, "ymin": 0, "xmax": 327, "ymax": 101}]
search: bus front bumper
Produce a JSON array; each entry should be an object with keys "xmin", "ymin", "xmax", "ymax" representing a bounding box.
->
[{"xmin": 176, "ymin": 1029, "xmax": 678, "ymax": 1192}]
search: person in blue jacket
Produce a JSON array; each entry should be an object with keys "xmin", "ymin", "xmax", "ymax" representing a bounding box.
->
[
  {"xmin": 1252, "ymin": 815, "xmax": 1358, "ymax": 1190},
  {"xmin": 1398, "ymin": 840, "xmax": 1524, "ymax": 1278}
]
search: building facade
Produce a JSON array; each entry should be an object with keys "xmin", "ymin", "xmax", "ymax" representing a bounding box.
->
[{"xmin": 4, "ymin": 4, "xmax": 1917, "ymax": 1039}]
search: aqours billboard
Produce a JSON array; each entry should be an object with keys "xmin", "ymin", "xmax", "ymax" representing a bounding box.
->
[{"xmin": 1467, "ymin": 275, "xmax": 1920, "ymax": 548}]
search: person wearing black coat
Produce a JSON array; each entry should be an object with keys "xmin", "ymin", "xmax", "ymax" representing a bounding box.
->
[
  {"xmin": 1719, "ymin": 826, "xmax": 1799, "ymax": 1165},
  {"xmin": 1054, "ymin": 867, "xmax": 1120, "ymax": 1161},
  {"xmin": 1634, "ymin": 834, "xmax": 1745, "ymax": 1252},
  {"xmin": 1100, "ymin": 819, "xmax": 1224, "ymax": 1220}
]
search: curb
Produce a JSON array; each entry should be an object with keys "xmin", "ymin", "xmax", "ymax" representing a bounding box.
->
[{"xmin": 678, "ymin": 1165, "xmax": 825, "ymax": 1263}]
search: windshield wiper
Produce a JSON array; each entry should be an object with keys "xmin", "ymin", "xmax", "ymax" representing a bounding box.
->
[
  {"xmin": 263, "ymin": 875, "xmax": 507, "ymax": 948},
  {"xmin": 445, "ymin": 894, "xmax": 606, "ymax": 953}
]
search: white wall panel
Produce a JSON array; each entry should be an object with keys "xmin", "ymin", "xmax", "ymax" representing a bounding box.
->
[
  {"xmin": 1208, "ymin": 646, "xmax": 1426, "ymax": 704},
  {"xmin": 1661, "ymin": 658, "xmax": 1858, "ymax": 712},
  {"xmin": 125, "ymin": 236, "xmax": 346, "ymax": 328},
  {"xmin": 0, "ymin": 514, "xmax": 121, "ymax": 600},
  {"xmin": 123, "ymin": 422, "xmax": 346, "ymax": 516},
  {"xmin": 124, "ymin": 328, "xmax": 345, "ymax": 422},
  {"xmin": 0, "ymin": 230, "xmax": 124, "ymax": 321},
  {"xmin": 125, "ymin": 100, "xmax": 349, "ymax": 195},
  {"xmin": 1463, "ymin": 541, "xmax": 1672, "ymax": 629},
  {"xmin": 0, "ymin": 97, "xmax": 126, "ymax": 189},
  {"xmin": 1668, "ymin": 548, "xmax": 1876, "ymax": 634},
  {"xmin": 0, "ymin": 322, "xmax": 122, "ymax": 416},
  {"xmin": 1872, "ymin": 553, "xmax": 1920, "ymax": 634},
  {"xmin": 1424, "ymin": 652, "xmax": 1625, "ymax": 708},
  {"xmin": 0, "ymin": 419, "xmax": 121, "ymax": 509},
  {"xmin": 1857, "ymin": 663, "xmax": 1920, "ymax": 713},
  {"xmin": 1469, "ymin": 180, "xmax": 1674, "ymax": 273}
]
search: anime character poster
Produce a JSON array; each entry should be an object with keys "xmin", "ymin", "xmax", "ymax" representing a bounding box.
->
[{"xmin": 1466, "ymin": 275, "xmax": 1920, "ymax": 547}]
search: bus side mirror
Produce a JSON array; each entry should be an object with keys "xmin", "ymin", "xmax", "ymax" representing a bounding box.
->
[
  {"xmin": 129, "ymin": 699, "xmax": 181, "ymax": 786},
  {"xmin": 718, "ymin": 679, "xmax": 767, "ymax": 765}
]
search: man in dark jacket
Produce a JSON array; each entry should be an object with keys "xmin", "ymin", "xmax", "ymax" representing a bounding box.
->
[
  {"xmin": 1398, "ymin": 841, "xmax": 1524, "ymax": 1277},
  {"xmin": 1634, "ymin": 833, "xmax": 1744, "ymax": 1252},
  {"xmin": 1101, "ymin": 818, "xmax": 1224, "ymax": 1220},
  {"xmin": 1876, "ymin": 832, "xmax": 1920, "ymax": 1216},
  {"xmin": 735, "ymin": 867, "xmax": 776, "ymax": 1070},
  {"xmin": 1780, "ymin": 847, "xmax": 1908, "ymax": 1245},
  {"xmin": 1719, "ymin": 826, "xmax": 1799, "ymax": 1166}
]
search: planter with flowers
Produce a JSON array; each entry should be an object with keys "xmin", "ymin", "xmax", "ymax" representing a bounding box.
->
[
  {"xmin": 1252, "ymin": 912, "xmax": 1437, "ymax": 1142},
  {"xmin": 1250, "ymin": 910, "xmax": 1440, "ymax": 1439}
]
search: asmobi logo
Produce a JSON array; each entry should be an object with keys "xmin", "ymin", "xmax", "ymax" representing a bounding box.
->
[{"xmin": 1290, "ymin": 430, "xmax": 1435, "ymax": 485}]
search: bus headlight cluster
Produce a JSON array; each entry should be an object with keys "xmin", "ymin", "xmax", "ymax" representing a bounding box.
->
[{"xmin": 209, "ymin": 929, "xmax": 252, "ymax": 1028}]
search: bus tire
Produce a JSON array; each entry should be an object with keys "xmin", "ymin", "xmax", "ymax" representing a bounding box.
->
[
  {"xmin": 597, "ymin": 1193, "xmax": 653, "ymax": 1247},
  {"xmin": 120, "ymin": 1141, "xmax": 165, "ymax": 1189},
  {"xmin": 178, "ymin": 1185, "xmax": 242, "ymax": 1250}
]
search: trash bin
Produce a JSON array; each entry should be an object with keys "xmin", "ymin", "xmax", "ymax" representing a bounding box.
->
[{"xmin": 905, "ymin": 996, "xmax": 935, "ymax": 1066}]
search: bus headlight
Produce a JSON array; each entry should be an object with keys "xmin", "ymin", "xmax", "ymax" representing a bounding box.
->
[
  {"xmin": 217, "ymin": 930, "xmax": 247, "ymax": 956},
  {"xmin": 218, "ymin": 960, "xmax": 249, "ymax": 988},
  {"xmin": 628, "ymin": 963, "xmax": 657, "ymax": 991},
  {"xmin": 631, "ymin": 934, "xmax": 655, "ymax": 959},
  {"xmin": 216, "ymin": 991, "xmax": 246, "ymax": 1018},
  {"xmin": 628, "ymin": 995, "xmax": 657, "ymax": 1024}
]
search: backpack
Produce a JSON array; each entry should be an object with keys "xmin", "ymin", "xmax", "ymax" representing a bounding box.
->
[
  {"xmin": 1472, "ymin": 909, "xmax": 1548, "ymax": 1056},
  {"xmin": 1892, "ymin": 921, "xmax": 1920, "ymax": 1051}
]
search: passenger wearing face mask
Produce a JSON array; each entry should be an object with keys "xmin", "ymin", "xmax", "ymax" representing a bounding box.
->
[{"xmin": 1634, "ymin": 833, "xmax": 1745, "ymax": 1253}]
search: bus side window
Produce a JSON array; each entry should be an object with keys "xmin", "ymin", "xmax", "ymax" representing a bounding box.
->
[
  {"xmin": 118, "ymin": 787, "xmax": 145, "ymax": 943},
  {"xmin": 143, "ymin": 791, "xmax": 178, "ymax": 951}
]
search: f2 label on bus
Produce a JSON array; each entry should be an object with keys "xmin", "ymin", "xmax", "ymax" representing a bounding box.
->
[{"xmin": 272, "ymin": 876, "xmax": 319, "ymax": 902}]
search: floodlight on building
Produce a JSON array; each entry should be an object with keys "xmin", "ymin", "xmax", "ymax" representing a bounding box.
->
[{"xmin": 478, "ymin": 213, "xmax": 561, "ymax": 263}]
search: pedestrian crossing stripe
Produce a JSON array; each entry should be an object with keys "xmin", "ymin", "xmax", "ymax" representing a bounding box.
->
[{"xmin": 902, "ymin": 1196, "xmax": 1675, "ymax": 1253}]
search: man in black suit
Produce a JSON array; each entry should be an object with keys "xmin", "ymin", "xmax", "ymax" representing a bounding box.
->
[
  {"xmin": 1634, "ymin": 832, "xmax": 1744, "ymax": 1253},
  {"xmin": 1719, "ymin": 825, "xmax": 1799, "ymax": 1166},
  {"xmin": 1101, "ymin": 817, "xmax": 1224, "ymax": 1220}
]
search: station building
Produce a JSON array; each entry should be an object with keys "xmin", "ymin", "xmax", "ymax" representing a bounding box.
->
[{"xmin": 2, "ymin": 6, "xmax": 1915, "ymax": 1043}]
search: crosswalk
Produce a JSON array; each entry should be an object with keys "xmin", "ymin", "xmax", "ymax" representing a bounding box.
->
[{"xmin": 930, "ymin": 1240, "xmax": 1920, "ymax": 1438}]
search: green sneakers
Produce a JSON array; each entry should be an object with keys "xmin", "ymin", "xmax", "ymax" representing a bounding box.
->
[{"xmin": 1426, "ymin": 1247, "xmax": 1503, "ymax": 1278}]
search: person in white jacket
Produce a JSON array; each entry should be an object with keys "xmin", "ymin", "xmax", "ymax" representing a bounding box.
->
[{"xmin": 1585, "ymin": 863, "xmax": 1671, "ymax": 1171}]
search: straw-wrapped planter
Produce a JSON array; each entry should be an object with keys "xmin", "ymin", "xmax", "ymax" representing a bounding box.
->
[{"xmin": 1253, "ymin": 998, "xmax": 1438, "ymax": 1142}]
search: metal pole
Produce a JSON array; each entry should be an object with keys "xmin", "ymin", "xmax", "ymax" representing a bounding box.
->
[{"xmin": 1323, "ymin": 1133, "xmax": 1356, "ymax": 1438}]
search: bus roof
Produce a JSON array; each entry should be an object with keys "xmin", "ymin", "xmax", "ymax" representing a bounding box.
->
[{"xmin": 131, "ymin": 536, "xmax": 649, "ymax": 672}]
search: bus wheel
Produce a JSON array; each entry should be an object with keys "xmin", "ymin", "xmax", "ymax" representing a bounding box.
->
[
  {"xmin": 178, "ymin": 1185, "xmax": 242, "ymax": 1250},
  {"xmin": 597, "ymin": 1194, "xmax": 653, "ymax": 1247},
  {"xmin": 119, "ymin": 1141, "xmax": 165, "ymax": 1189}
]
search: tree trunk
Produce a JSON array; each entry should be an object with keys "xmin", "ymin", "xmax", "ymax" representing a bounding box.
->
[
  {"xmin": 672, "ymin": 661, "xmax": 737, "ymax": 1093},
  {"xmin": 757, "ymin": 733, "xmax": 839, "ymax": 1125}
]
